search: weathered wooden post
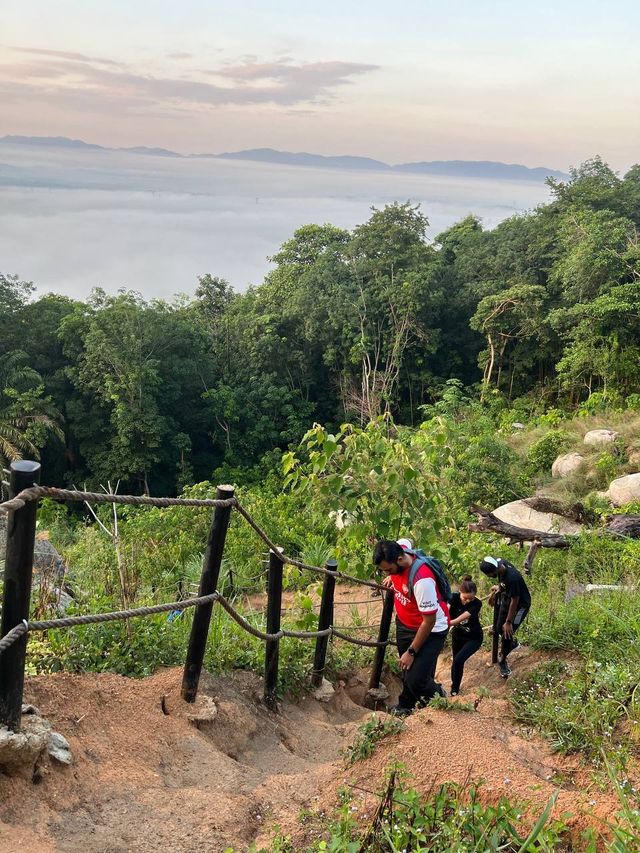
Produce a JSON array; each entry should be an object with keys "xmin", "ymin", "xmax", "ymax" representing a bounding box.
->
[
  {"xmin": 311, "ymin": 560, "xmax": 337, "ymax": 688},
  {"xmin": 0, "ymin": 460, "xmax": 41, "ymax": 731},
  {"xmin": 264, "ymin": 548, "xmax": 284, "ymax": 710},
  {"xmin": 368, "ymin": 588, "xmax": 395, "ymax": 690},
  {"xmin": 181, "ymin": 485, "xmax": 234, "ymax": 702}
]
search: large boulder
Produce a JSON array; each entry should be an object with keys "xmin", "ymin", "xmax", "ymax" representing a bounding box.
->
[
  {"xmin": 584, "ymin": 429, "xmax": 618, "ymax": 447},
  {"xmin": 493, "ymin": 500, "xmax": 583, "ymax": 535},
  {"xmin": 552, "ymin": 452, "xmax": 585, "ymax": 478},
  {"xmin": 606, "ymin": 473, "xmax": 640, "ymax": 507}
]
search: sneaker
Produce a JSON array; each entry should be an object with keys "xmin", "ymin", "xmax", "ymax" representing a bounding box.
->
[
  {"xmin": 387, "ymin": 704, "xmax": 413, "ymax": 717},
  {"xmin": 450, "ymin": 690, "xmax": 459, "ymax": 697},
  {"xmin": 499, "ymin": 661, "xmax": 512, "ymax": 679},
  {"xmin": 435, "ymin": 683, "xmax": 448, "ymax": 698}
]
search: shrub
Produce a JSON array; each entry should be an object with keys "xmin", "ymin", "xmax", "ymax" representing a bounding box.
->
[{"xmin": 526, "ymin": 430, "xmax": 570, "ymax": 475}]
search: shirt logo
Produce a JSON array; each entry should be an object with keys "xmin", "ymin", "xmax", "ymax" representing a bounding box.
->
[{"xmin": 402, "ymin": 584, "xmax": 409, "ymax": 594}]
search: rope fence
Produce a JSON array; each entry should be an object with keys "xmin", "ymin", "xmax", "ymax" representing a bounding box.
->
[
  {"xmin": 0, "ymin": 467, "xmax": 395, "ymax": 724},
  {"xmin": 0, "ymin": 593, "xmax": 391, "ymax": 655},
  {"xmin": 0, "ymin": 484, "xmax": 385, "ymax": 592}
]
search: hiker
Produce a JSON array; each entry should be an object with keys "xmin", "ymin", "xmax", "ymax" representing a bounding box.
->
[
  {"xmin": 448, "ymin": 575, "xmax": 483, "ymax": 696},
  {"xmin": 480, "ymin": 556, "xmax": 531, "ymax": 678},
  {"xmin": 373, "ymin": 539, "xmax": 450, "ymax": 715}
]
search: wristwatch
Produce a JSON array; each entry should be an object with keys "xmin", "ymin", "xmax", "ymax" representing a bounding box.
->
[{"xmin": 407, "ymin": 647, "xmax": 417, "ymax": 657}]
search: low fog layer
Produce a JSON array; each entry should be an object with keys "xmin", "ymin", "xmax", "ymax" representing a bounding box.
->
[{"xmin": 0, "ymin": 145, "xmax": 552, "ymax": 299}]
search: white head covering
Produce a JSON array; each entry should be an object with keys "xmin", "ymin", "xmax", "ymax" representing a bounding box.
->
[{"xmin": 397, "ymin": 538, "xmax": 413, "ymax": 551}]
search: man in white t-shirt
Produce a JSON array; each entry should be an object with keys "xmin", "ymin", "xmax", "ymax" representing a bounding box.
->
[{"xmin": 374, "ymin": 539, "xmax": 450, "ymax": 715}]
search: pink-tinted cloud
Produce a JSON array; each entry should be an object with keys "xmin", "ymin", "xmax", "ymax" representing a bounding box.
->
[
  {"xmin": 0, "ymin": 49, "xmax": 379, "ymax": 115},
  {"xmin": 9, "ymin": 45, "xmax": 124, "ymax": 67}
]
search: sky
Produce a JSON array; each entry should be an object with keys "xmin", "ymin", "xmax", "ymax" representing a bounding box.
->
[{"xmin": 1, "ymin": 0, "xmax": 640, "ymax": 171}]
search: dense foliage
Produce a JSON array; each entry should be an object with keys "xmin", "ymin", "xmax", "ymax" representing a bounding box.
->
[
  {"xmin": 2, "ymin": 157, "xmax": 639, "ymax": 492},
  {"xmin": 3, "ymin": 156, "xmax": 640, "ymax": 849}
]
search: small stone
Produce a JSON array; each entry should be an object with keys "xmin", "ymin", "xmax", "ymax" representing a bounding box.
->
[
  {"xmin": 21, "ymin": 704, "xmax": 41, "ymax": 716},
  {"xmin": 313, "ymin": 678, "xmax": 335, "ymax": 703},
  {"xmin": 186, "ymin": 695, "xmax": 218, "ymax": 729},
  {"xmin": 48, "ymin": 731, "xmax": 73, "ymax": 765},
  {"xmin": 367, "ymin": 683, "xmax": 390, "ymax": 702},
  {"xmin": 511, "ymin": 422, "xmax": 525, "ymax": 430}
]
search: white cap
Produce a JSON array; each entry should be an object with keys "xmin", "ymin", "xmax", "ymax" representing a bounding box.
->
[{"xmin": 397, "ymin": 538, "xmax": 413, "ymax": 550}]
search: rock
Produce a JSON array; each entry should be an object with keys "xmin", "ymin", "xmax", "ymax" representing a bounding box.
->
[
  {"xmin": 584, "ymin": 429, "xmax": 618, "ymax": 447},
  {"xmin": 511, "ymin": 422, "xmax": 525, "ymax": 430},
  {"xmin": 21, "ymin": 704, "xmax": 41, "ymax": 716},
  {"xmin": 493, "ymin": 500, "xmax": 583, "ymax": 535},
  {"xmin": 0, "ymin": 714, "xmax": 50, "ymax": 779},
  {"xmin": 313, "ymin": 678, "xmax": 335, "ymax": 703},
  {"xmin": 565, "ymin": 583, "xmax": 634, "ymax": 603},
  {"xmin": 48, "ymin": 731, "xmax": 73, "ymax": 765},
  {"xmin": 606, "ymin": 473, "xmax": 640, "ymax": 507},
  {"xmin": 186, "ymin": 695, "xmax": 218, "ymax": 729},
  {"xmin": 627, "ymin": 449, "xmax": 640, "ymax": 469},
  {"xmin": 367, "ymin": 683, "xmax": 390, "ymax": 702},
  {"xmin": 551, "ymin": 452, "xmax": 585, "ymax": 478}
]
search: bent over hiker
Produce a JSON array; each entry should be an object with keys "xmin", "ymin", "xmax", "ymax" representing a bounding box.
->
[
  {"xmin": 480, "ymin": 556, "xmax": 531, "ymax": 679},
  {"xmin": 374, "ymin": 540, "xmax": 450, "ymax": 715}
]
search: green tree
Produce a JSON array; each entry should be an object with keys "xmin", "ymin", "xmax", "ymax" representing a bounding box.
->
[{"xmin": 0, "ymin": 350, "xmax": 63, "ymax": 468}]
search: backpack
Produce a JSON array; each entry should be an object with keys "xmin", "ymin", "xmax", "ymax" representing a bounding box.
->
[{"xmin": 406, "ymin": 549, "xmax": 453, "ymax": 604}]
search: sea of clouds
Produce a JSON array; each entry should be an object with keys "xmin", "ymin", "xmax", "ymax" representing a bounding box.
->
[{"xmin": 0, "ymin": 145, "xmax": 552, "ymax": 300}]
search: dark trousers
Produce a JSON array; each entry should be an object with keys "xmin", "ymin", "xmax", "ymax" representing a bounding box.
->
[
  {"xmin": 500, "ymin": 606, "xmax": 529, "ymax": 661},
  {"xmin": 396, "ymin": 620, "xmax": 448, "ymax": 710},
  {"xmin": 450, "ymin": 630, "xmax": 482, "ymax": 693}
]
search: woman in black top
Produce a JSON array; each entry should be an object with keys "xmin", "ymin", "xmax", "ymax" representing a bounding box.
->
[{"xmin": 448, "ymin": 575, "xmax": 483, "ymax": 695}]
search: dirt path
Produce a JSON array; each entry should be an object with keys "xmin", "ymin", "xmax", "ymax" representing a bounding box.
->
[
  {"xmin": 0, "ymin": 586, "xmax": 627, "ymax": 851},
  {"xmin": 0, "ymin": 668, "xmax": 368, "ymax": 853}
]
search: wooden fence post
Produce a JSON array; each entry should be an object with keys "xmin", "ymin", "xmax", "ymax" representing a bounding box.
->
[
  {"xmin": 368, "ymin": 588, "xmax": 395, "ymax": 690},
  {"xmin": 0, "ymin": 460, "xmax": 41, "ymax": 731},
  {"xmin": 264, "ymin": 548, "xmax": 284, "ymax": 710},
  {"xmin": 311, "ymin": 560, "xmax": 336, "ymax": 688},
  {"xmin": 181, "ymin": 485, "xmax": 234, "ymax": 703}
]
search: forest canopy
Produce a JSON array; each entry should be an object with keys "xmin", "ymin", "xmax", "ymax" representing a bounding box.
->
[{"xmin": 1, "ymin": 156, "xmax": 639, "ymax": 494}]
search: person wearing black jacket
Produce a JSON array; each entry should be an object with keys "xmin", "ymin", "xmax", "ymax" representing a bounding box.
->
[
  {"xmin": 480, "ymin": 556, "xmax": 531, "ymax": 678},
  {"xmin": 448, "ymin": 575, "xmax": 483, "ymax": 695}
]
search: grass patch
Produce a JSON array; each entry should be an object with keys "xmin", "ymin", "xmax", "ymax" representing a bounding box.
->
[
  {"xmin": 246, "ymin": 767, "xmax": 573, "ymax": 852},
  {"xmin": 342, "ymin": 715, "xmax": 404, "ymax": 766}
]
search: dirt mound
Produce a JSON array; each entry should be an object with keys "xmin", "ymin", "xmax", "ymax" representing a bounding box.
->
[
  {"xmin": 0, "ymin": 647, "xmax": 625, "ymax": 851},
  {"xmin": 0, "ymin": 668, "xmax": 367, "ymax": 853}
]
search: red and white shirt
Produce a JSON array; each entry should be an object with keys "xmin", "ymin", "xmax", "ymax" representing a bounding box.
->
[{"xmin": 389, "ymin": 560, "xmax": 450, "ymax": 632}]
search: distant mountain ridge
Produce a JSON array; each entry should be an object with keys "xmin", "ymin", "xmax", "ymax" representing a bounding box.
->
[{"xmin": 0, "ymin": 135, "xmax": 569, "ymax": 181}]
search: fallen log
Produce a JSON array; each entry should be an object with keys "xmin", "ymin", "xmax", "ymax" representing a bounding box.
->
[
  {"xmin": 605, "ymin": 514, "xmax": 640, "ymax": 539},
  {"xmin": 468, "ymin": 505, "xmax": 640, "ymax": 545},
  {"xmin": 468, "ymin": 505, "xmax": 571, "ymax": 548}
]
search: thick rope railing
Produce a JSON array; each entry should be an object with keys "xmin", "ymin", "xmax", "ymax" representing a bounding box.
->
[
  {"xmin": 0, "ymin": 592, "xmax": 392, "ymax": 654},
  {"xmin": 0, "ymin": 480, "xmax": 393, "ymax": 664}
]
